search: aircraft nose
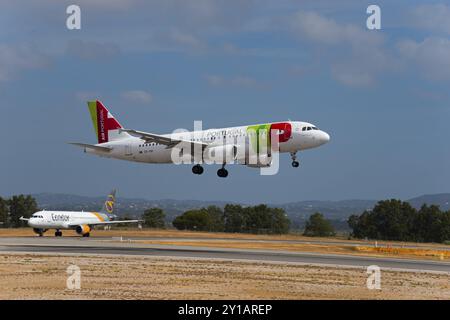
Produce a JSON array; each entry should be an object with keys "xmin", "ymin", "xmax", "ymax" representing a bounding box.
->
[{"xmin": 319, "ymin": 131, "xmax": 330, "ymax": 144}]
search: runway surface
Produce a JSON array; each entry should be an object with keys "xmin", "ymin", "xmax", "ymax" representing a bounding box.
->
[{"xmin": 0, "ymin": 237, "xmax": 449, "ymax": 273}]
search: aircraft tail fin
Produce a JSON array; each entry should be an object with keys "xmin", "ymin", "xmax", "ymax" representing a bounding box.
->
[
  {"xmin": 87, "ymin": 100, "xmax": 130, "ymax": 143},
  {"xmin": 100, "ymin": 189, "xmax": 117, "ymax": 217}
]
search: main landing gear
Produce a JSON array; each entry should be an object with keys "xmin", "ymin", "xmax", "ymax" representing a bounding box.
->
[
  {"xmin": 217, "ymin": 164, "xmax": 228, "ymax": 178},
  {"xmin": 55, "ymin": 230, "xmax": 62, "ymax": 237},
  {"xmin": 192, "ymin": 164, "xmax": 229, "ymax": 177},
  {"xmin": 291, "ymin": 152, "xmax": 300, "ymax": 168},
  {"xmin": 192, "ymin": 164, "xmax": 204, "ymax": 175}
]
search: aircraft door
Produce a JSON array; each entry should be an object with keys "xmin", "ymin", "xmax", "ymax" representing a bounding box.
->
[{"xmin": 125, "ymin": 144, "xmax": 133, "ymax": 156}]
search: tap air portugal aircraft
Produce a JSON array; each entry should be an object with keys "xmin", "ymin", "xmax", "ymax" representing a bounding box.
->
[
  {"xmin": 20, "ymin": 190, "xmax": 141, "ymax": 237},
  {"xmin": 70, "ymin": 100, "xmax": 330, "ymax": 177}
]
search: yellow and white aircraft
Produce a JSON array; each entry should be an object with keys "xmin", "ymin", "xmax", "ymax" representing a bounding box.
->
[{"xmin": 20, "ymin": 190, "xmax": 140, "ymax": 237}]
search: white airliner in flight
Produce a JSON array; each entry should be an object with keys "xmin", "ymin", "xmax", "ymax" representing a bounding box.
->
[
  {"xmin": 20, "ymin": 190, "xmax": 140, "ymax": 237},
  {"xmin": 70, "ymin": 100, "xmax": 330, "ymax": 177}
]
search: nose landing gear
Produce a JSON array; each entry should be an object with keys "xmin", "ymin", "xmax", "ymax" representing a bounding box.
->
[
  {"xmin": 55, "ymin": 230, "xmax": 62, "ymax": 237},
  {"xmin": 291, "ymin": 152, "xmax": 300, "ymax": 168}
]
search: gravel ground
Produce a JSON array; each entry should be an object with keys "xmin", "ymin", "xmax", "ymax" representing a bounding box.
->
[{"xmin": 0, "ymin": 253, "xmax": 448, "ymax": 300}]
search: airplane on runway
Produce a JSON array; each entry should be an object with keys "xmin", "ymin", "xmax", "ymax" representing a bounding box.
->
[
  {"xmin": 70, "ymin": 100, "xmax": 330, "ymax": 177},
  {"xmin": 20, "ymin": 190, "xmax": 141, "ymax": 237}
]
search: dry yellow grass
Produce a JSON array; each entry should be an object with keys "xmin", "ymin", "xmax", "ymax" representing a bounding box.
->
[
  {"xmin": 355, "ymin": 246, "xmax": 450, "ymax": 260},
  {"xmin": 125, "ymin": 239, "xmax": 449, "ymax": 261},
  {"xmin": 1, "ymin": 228, "xmax": 448, "ymax": 250},
  {"xmin": 0, "ymin": 253, "xmax": 448, "ymax": 300}
]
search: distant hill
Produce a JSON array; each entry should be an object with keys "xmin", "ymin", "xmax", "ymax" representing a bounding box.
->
[
  {"xmin": 32, "ymin": 193, "xmax": 234, "ymax": 221},
  {"xmin": 31, "ymin": 192, "xmax": 450, "ymax": 228},
  {"xmin": 407, "ymin": 193, "xmax": 450, "ymax": 211}
]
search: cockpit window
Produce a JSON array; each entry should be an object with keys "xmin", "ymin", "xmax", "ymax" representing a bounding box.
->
[{"xmin": 303, "ymin": 126, "xmax": 319, "ymax": 131}]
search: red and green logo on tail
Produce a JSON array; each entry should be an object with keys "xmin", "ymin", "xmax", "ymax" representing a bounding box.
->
[{"xmin": 88, "ymin": 100, "xmax": 122, "ymax": 144}]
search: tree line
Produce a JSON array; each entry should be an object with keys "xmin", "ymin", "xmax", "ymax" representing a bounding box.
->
[
  {"xmin": 348, "ymin": 199, "xmax": 450, "ymax": 243},
  {"xmin": 0, "ymin": 195, "xmax": 39, "ymax": 227},
  {"xmin": 3, "ymin": 194, "xmax": 449, "ymax": 243},
  {"xmin": 171, "ymin": 204, "xmax": 291, "ymax": 234},
  {"xmin": 133, "ymin": 205, "xmax": 293, "ymax": 234}
]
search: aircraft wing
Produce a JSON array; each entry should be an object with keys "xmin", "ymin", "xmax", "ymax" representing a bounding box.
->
[
  {"xmin": 68, "ymin": 143, "xmax": 112, "ymax": 152},
  {"xmin": 19, "ymin": 216, "xmax": 29, "ymax": 221},
  {"xmin": 119, "ymin": 129, "xmax": 208, "ymax": 149}
]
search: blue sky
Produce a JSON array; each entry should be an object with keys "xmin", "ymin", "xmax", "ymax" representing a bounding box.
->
[{"xmin": 1, "ymin": 0, "xmax": 449, "ymax": 203}]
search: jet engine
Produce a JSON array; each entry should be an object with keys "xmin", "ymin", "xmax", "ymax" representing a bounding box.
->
[
  {"xmin": 33, "ymin": 228, "xmax": 47, "ymax": 235},
  {"xmin": 75, "ymin": 224, "xmax": 91, "ymax": 236},
  {"xmin": 204, "ymin": 145, "xmax": 238, "ymax": 163}
]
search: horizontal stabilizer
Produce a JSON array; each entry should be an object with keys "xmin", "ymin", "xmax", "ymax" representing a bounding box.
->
[{"xmin": 68, "ymin": 142, "xmax": 112, "ymax": 152}]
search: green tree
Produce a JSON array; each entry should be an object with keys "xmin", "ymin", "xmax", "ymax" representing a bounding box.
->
[
  {"xmin": 223, "ymin": 204, "xmax": 245, "ymax": 233},
  {"xmin": 205, "ymin": 206, "xmax": 224, "ymax": 232},
  {"xmin": 303, "ymin": 212, "xmax": 335, "ymax": 237},
  {"xmin": 8, "ymin": 195, "xmax": 38, "ymax": 227},
  {"xmin": 0, "ymin": 197, "xmax": 8, "ymax": 227},
  {"xmin": 347, "ymin": 199, "xmax": 450, "ymax": 243},
  {"xmin": 143, "ymin": 207, "xmax": 166, "ymax": 228},
  {"xmin": 173, "ymin": 204, "xmax": 290, "ymax": 234},
  {"xmin": 413, "ymin": 205, "xmax": 449, "ymax": 243},
  {"xmin": 172, "ymin": 209, "xmax": 212, "ymax": 231},
  {"xmin": 270, "ymin": 207, "xmax": 290, "ymax": 234},
  {"xmin": 370, "ymin": 200, "xmax": 416, "ymax": 241}
]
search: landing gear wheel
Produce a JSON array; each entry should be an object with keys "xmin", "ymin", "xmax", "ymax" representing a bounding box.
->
[
  {"xmin": 217, "ymin": 168, "xmax": 228, "ymax": 178},
  {"xmin": 55, "ymin": 231, "xmax": 62, "ymax": 237},
  {"xmin": 290, "ymin": 152, "xmax": 299, "ymax": 168},
  {"xmin": 192, "ymin": 164, "xmax": 204, "ymax": 175},
  {"xmin": 82, "ymin": 233, "xmax": 90, "ymax": 238}
]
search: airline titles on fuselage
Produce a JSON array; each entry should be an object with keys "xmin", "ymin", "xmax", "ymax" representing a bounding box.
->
[{"xmin": 51, "ymin": 213, "xmax": 70, "ymax": 222}]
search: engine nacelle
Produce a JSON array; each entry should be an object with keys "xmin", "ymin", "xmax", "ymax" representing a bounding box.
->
[
  {"xmin": 33, "ymin": 228, "xmax": 47, "ymax": 235},
  {"xmin": 234, "ymin": 141, "xmax": 273, "ymax": 167},
  {"xmin": 204, "ymin": 145, "xmax": 237, "ymax": 164},
  {"xmin": 75, "ymin": 225, "xmax": 91, "ymax": 235}
]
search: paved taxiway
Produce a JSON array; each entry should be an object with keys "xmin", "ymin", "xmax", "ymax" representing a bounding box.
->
[{"xmin": 0, "ymin": 237, "xmax": 448, "ymax": 273}]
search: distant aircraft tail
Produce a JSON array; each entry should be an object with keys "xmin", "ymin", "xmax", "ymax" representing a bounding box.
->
[
  {"xmin": 87, "ymin": 100, "xmax": 130, "ymax": 143},
  {"xmin": 100, "ymin": 189, "xmax": 117, "ymax": 218}
]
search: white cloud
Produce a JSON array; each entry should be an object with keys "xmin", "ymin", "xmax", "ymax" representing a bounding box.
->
[
  {"xmin": 288, "ymin": 10, "xmax": 392, "ymax": 87},
  {"xmin": 205, "ymin": 75, "xmax": 225, "ymax": 86},
  {"xmin": 205, "ymin": 75, "xmax": 262, "ymax": 89},
  {"xmin": 0, "ymin": 44, "xmax": 50, "ymax": 82},
  {"xmin": 290, "ymin": 11, "xmax": 383, "ymax": 48},
  {"xmin": 66, "ymin": 39, "xmax": 120, "ymax": 60},
  {"xmin": 410, "ymin": 4, "xmax": 450, "ymax": 35},
  {"xmin": 397, "ymin": 37, "xmax": 450, "ymax": 80},
  {"xmin": 121, "ymin": 90, "xmax": 153, "ymax": 104},
  {"xmin": 75, "ymin": 91, "xmax": 102, "ymax": 102},
  {"xmin": 169, "ymin": 30, "xmax": 207, "ymax": 51}
]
